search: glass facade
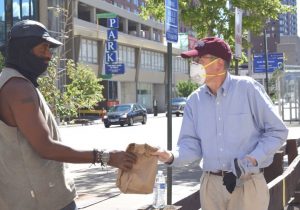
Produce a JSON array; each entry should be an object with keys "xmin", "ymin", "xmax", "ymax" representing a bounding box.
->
[
  {"xmin": 0, "ymin": 0, "xmax": 38, "ymax": 47},
  {"xmin": 0, "ymin": 0, "xmax": 5, "ymax": 46}
]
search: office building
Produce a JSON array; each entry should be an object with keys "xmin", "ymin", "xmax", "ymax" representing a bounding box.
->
[
  {"xmin": 1, "ymin": 0, "xmax": 189, "ymax": 113},
  {"xmin": 250, "ymin": 0, "xmax": 297, "ymax": 84}
]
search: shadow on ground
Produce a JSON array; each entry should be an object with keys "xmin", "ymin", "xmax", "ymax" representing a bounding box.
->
[{"xmin": 72, "ymin": 161, "xmax": 202, "ymax": 208}]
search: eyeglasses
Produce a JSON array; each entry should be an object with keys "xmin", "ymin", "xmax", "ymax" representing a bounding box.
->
[{"xmin": 192, "ymin": 56, "xmax": 216, "ymax": 64}]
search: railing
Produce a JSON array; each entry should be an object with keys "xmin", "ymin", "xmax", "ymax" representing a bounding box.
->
[{"xmin": 172, "ymin": 138, "xmax": 300, "ymax": 210}]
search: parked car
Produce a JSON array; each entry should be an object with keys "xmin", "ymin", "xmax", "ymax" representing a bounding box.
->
[
  {"xmin": 166, "ymin": 97, "xmax": 187, "ymax": 117},
  {"xmin": 102, "ymin": 103, "xmax": 147, "ymax": 128}
]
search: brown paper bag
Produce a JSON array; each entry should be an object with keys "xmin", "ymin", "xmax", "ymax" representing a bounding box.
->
[{"xmin": 116, "ymin": 143, "xmax": 158, "ymax": 194}]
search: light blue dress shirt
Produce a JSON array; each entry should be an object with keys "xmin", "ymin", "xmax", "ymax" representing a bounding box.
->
[{"xmin": 172, "ymin": 73, "xmax": 288, "ymax": 172}]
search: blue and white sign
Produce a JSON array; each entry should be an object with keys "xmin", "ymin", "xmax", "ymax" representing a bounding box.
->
[
  {"xmin": 106, "ymin": 41, "xmax": 118, "ymax": 51},
  {"xmin": 104, "ymin": 16, "xmax": 125, "ymax": 75},
  {"xmin": 105, "ymin": 64, "xmax": 125, "ymax": 74},
  {"xmin": 107, "ymin": 18, "xmax": 119, "ymax": 28},
  {"xmin": 106, "ymin": 52, "xmax": 117, "ymax": 63},
  {"xmin": 165, "ymin": 0, "xmax": 178, "ymax": 43},
  {"xmin": 107, "ymin": 29, "xmax": 118, "ymax": 40},
  {"xmin": 253, "ymin": 52, "xmax": 284, "ymax": 73}
]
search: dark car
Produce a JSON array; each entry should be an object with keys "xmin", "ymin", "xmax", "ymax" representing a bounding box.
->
[
  {"xmin": 102, "ymin": 103, "xmax": 147, "ymax": 128},
  {"xmin": 166, "ymin": 97, "xmax": 187, "ymax": 117}
]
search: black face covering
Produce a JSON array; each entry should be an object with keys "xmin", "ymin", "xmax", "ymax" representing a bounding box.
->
[{"xmin": 5, "ymin": 37, "xmax": 49, "ymax": 87}]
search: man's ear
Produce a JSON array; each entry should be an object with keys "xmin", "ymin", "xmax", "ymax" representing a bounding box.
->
[{"xmin": 216, "ymin": 58, "xmax": 225, "ymax": 71}]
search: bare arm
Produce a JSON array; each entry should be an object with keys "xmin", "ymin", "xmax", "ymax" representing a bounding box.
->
[{"xmin": 0, "ymin": 78, "xmax": 136, "ymax": 170}]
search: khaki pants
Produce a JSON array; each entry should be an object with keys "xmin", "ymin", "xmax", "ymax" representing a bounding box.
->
[{"xmin": 200, "ymin": 172, "xmax": 269, "ymax": 210}]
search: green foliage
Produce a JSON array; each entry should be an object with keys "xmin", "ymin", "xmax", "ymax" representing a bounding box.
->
[
  {"xmin": 0, "ymin": 52, "xmax": 4, "ymax": 72},
  {"xmin": 176, "ymin": 80, "xmax": 199, "ymax": 97},
  {"xmin": 38, "ymin": 57, "xmax": 61, "ymax": 116},
  {"xmin": 269, "ymin": 68, "xmax": 284, "ymax": 102},
  {"xmin": 140, "ymin": 0, "xmax": 294, "ymax": 53},
  {"xmin": 64, "ymin": 60, "xmax": 104, "ymax": 112},
  {"xmin": 38, "ymin": 58, "xmax": 104, "ymax": 121}
]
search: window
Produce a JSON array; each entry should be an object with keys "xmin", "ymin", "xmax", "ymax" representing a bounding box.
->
[
  {"xmin": 108, "ymin": 81, "xmax": 118, "ymax": 100},
  {"xmin": 137, "ymin": 83, "xmax": 152, "ymax": 109},
  {"xmin": 141, "ymin": 50, "xmax": 164, "ymax": 71},
  {"xmin": 79, "ymin": 38, "xmax": 98, "ymax": 64},
  {"xmin": 12, "ymin": 0, "xmax": 36, "ymax": 24},
  {"xmin": 173, "ymin": 56, "xmax": 188, "ymax": 73},
  {"xmin": 118, "ymin": 45, "xmax": 135, "ymax": 68},
  {"xmin": 0, "ymin": 0, "xmax": 5, "ymax": 43}
]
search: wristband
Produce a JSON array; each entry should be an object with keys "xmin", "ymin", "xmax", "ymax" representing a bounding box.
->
[
  {"xmin": 165, "ymin": 152, "xmax": 174, "ymax": 165},
  {"xmin": 93, "ymin": 149, "xmax": 110, "ymax": 167}
]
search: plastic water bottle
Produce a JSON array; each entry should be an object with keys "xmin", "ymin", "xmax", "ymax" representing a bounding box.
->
[{"xmin": 152, "ymin": 170, "xmax": 166, "ymax": 209}]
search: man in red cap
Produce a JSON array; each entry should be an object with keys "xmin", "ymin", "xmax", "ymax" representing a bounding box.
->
[
  {"xmin": 153, "ymin": 37, "xmax": 288, "ymax": 210},
  {"xmin": 0, "ymin": 20, "xmax": 136, "ymax": 210}
]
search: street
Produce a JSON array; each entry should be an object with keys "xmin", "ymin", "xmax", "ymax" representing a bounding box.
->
[
  {"xmin": 60, "ymin": 114, "xmax": 202, "ymax": 209},
  {"xmin": 59, "ymin": 113, "xmax": 300, "ymax": 209},
  {"xmin": 60, "ymin": 114, "xmax": 182, "ymax": 154}
]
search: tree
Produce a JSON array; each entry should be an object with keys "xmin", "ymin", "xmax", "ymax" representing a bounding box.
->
[
  {"xmin": 0, "ymin": 52, "xmax": 4, "ymax": 72},
  {"xmin": 269, "ymin": 68, "xmax": 284, "ymax": 103},
  {"xmin": 64, "ymin": 60, "xmax": 104, "ymax": 114},
  {"xmin": 38, "ymin": 58, "xmax": 104, "ymax": 121},
  {"xmin": 176, "ymin": 80, "xmax": 199, "ymax": 97},
  {"xmin": 140, "ymin": 0, "xmax": 294, "ymax": 49},
  {"xmin": 38, "ymin": 57, "xmax": 63, "ymax": 117}
]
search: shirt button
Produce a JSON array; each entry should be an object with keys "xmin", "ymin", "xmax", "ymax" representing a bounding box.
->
[
  {"xmin": 216, "ymin": 101, "xmax": 220, "ymax": 105},
  {"xmin": 218, "ymin": 133, "xmax": 222, "ymax": 136},
  {"xmin": 220, "ymin": 148, "xmax": 223, "ymax": 151},
  {"xmin": 218, "ymin": 117, "xmax": 221, "ymax": 121}
]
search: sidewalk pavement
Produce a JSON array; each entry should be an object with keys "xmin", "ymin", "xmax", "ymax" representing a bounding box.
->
[
  {"xmin": 72, "ymin": 161, "xmax": 201, "ymax": 210},
  {"xmin": 72, "ymin": 121, "xmax": 300, "ymax": 210}
]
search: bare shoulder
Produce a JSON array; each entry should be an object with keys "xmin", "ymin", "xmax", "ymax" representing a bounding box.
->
[{"xmin": 1, "ymin": 77, "xmax": 39, "ymax": 106}]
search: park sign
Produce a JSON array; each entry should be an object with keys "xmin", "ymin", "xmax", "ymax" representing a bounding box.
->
[
  {"xmin": 253, "ymin": 52, "xmax": 284, "ymax": 73},
  {"xmin": 97, "ymin": 14, "xmax": 125, "ymax": 75},
  {"xmin": 165, "ymin": 0, "xmax": 178, "ymax": 43},
  {"xmin": 105, "ymin": 63, "xmax": 125, "ymax": 74}
]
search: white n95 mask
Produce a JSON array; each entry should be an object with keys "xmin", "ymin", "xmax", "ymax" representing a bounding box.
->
[
  {"xmin": 190, "ymin": 63, "xmax": 206, "ymax": 85},
  {"xmin": 190, "ymin": 58, "xmax": 226, "ymax": 85}
]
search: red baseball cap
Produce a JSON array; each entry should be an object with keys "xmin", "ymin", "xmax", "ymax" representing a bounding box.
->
[{"xmin": 181, "ymin": 37, "xmax": 232, "ymax": 62}]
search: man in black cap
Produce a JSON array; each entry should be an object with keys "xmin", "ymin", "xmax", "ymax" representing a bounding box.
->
[
  {"xmin": 0, "ymin": 20, "xmax": 136, "ymax": 210},
  {"xmin": 153, "ymin": 37, "xmax": 288, "ymax": 210}
]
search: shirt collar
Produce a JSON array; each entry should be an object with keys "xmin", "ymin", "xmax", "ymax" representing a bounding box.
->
[
  {"xmin": 204, "ymin": 72, "xmax": 231, "ymax": 96},
  {"xmin": 221, "ymin": 72, "xmax": 231, "ymax": 96}
]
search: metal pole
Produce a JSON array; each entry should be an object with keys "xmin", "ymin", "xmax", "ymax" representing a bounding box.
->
[
  {"xmin": 167, "ymin": 42, "xmax": 172, "ymax": 205},
  {"xmin": 264, "ymin": 28, "xmax": 269, "ymax": 94},
  {"xmin": 235, "ymin": 58, "xmax": 239, "ymax": 75}
]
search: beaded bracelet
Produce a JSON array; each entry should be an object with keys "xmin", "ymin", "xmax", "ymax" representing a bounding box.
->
[{"xmin": 93, "ymin": 149, "xmax": 105, "ymax": 166}]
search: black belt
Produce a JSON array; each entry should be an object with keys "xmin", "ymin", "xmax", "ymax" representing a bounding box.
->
[
  {"xmin": 208, "ymin": 168, "xmax": 264, "ymax": 177},
  {"xmin": 209, "ymin": 171, "xmax": 229, "ymax": 176}
]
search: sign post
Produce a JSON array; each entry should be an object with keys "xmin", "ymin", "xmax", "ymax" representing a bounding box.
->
[
  {"xmin": 97, "ymin": 13, "xmax": 125, "ymax": 75},
  {"xmin": 234, "ymin": 8, "xmax": 243, "ymax": 75},
  {"xmin": 263, "ymin": 29, "xmax": 269, "ymax": 94},
  {"xmin": 253, "ymin": 52, "xmax": 284, "ymax": 73},
  {"xmin": 165, "ymin": 0, "xmax": 178, "ymax": 205}
]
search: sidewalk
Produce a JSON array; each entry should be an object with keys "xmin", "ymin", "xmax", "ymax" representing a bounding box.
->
[
  {"xmin": 72, "ymin": 122, "xmax": 300, "ymax": 210},
  {"xmin": 73, "ymin": 162, "xmax": 201, "ymax": 210}
]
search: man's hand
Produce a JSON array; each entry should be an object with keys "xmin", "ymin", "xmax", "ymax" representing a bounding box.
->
[
  {"xmin": 223, "ymin": 172, "xmax": 236, "ymax": 193},
  {"xmin": 233, "ymin": 156, "xmax": 259, "ymax": 178},
  {"xmin": 151, "ymin": 149, "xmax": 173, "ymax": 163},
  {"xmin": 108, "ymin": 151, "xmax": 137, "ymax": 171}
]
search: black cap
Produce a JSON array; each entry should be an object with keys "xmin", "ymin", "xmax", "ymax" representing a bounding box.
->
[{"xmin": 8, "ymin": 20, "xmax": 62, "ymax": 48}]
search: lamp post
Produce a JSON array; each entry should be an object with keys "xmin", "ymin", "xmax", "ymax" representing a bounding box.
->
[{"xmin": 263, "ymin": 28, "xmax": 269, "ymax": 94}]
